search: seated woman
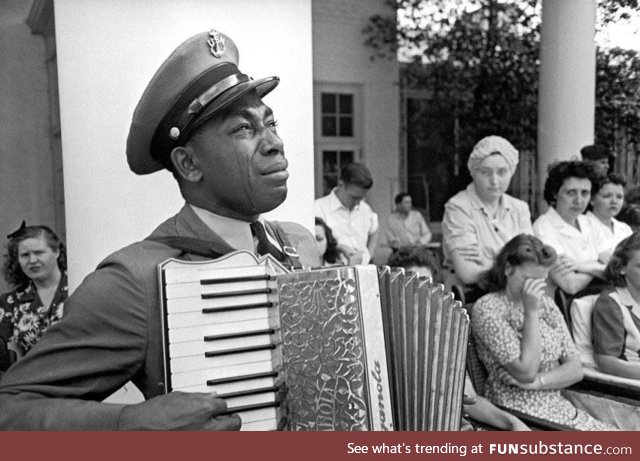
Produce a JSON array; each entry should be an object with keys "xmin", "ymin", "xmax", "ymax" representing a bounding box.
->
[
  {"xmin": 0, "ymin": 222, "xmax": 67, "ymax": 370},
  {"xmin": 314, "ymin": 217, "xmax": 347, "ymax": 267},
  {"xmin": 592, "ymin": 232, "xmax": 640, "ymax": 380},
  {"xmin": 442, "ymin": 136, "xmax": 532, "ymax": 297},
  {"xmin": 585, "ymin": 173, "xmax": 632, "ymax": 262},
  {"xmin": 533, "ymin": 161, "xmax": 609, "ymax": 295},
  {"xmin": 471, "ymin": 234, "xmax": 615, "ymax": 430},
  {"xmin": 617, "ymin": 186, "xmax": 640, "ymax": 231}
]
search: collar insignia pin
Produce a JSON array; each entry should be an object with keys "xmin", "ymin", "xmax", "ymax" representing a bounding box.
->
[{"xmin": 207, "ymin": 29, "xmax": 226, "ymax": 58}]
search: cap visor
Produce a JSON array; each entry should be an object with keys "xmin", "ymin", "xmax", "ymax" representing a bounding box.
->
[{"xmin": 194, "ymin": 76, "xmax": 279, "ymax": 128}]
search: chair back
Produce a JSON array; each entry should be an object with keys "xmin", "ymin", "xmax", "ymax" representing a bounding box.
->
[{"xmin": 462, "ymin": 303, "xmax": 488, "ymax": 396}]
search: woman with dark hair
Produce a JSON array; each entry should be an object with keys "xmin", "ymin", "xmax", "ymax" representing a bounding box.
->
[
  {"xmin": 592, "ymin": 232, "xmax": 640, "ymax": 379},
  {"xmin": 585, "ymin": 173, "xmax": 632, "ymax": 260},
  {"xmin": 533, "ymin": 161, "xmax": 609, "ymax": 295},
  {"xmin": 314, "ymin": 217, "xmax": 347, "ymax": 266},
  {"xmin": 0, "ymin": 222, "xmax": 67, "ymax": 368},
  {"xmin": 472, "ymin": 234, "xmax": 615, "ymax": 430}
]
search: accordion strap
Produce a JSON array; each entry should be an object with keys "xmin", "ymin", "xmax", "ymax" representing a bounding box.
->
[
  {"xmin": 148, "ymin": 236, "xmax": 233, "ymax": 259},
  {"xmin": 148, "ymin": 221, "xmax": 302, "ymax": 269},
  {"xmin": 265, "ymin": 221, "xmax": 302, "ymax": 270}
]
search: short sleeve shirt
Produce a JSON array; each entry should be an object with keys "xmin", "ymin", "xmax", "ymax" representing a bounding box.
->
[
  {"xmin": 585, "ymin": 212, "xmax": 632, "ymax": 255},
  {"xmin": 442, "ymin": 183, "xmax": 533, "ymax": 268},
  {"xmin": 314, "ymin": 189, "xmax": 379, "ymax": 264},
  {"xmin": 533, "ymin": 207, "xmax": 609, "ymax": 262},
  {"xmin": 592, "ymin": 287, "xmax": 640, "ymax": 362},
  {"xmin": 385, "ymin": 210, "xmax": 431, "ymax": 248}
]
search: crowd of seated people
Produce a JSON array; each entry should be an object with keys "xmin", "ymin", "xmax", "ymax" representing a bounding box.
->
[
  {"xmin": 318, "ymin": 140, "xmax": 638, "ymax": 430},
  {"xmin": 471, "ymin": 234, "xmax": 615, "ymax": 430},
  {"xmin": 592, "ymin": 233, "xmax": 640, "ymax": 380},
  {"xmin": 2, "ymin": 140, "xmax": 633, "ymax": 431}
]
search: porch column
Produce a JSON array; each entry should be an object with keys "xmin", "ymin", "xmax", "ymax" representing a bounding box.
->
[{"xmin": 537, "ymin": 0, "xmax": 597, "ymax": 208}]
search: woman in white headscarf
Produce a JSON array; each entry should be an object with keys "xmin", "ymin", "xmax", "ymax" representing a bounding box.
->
[{"xmin": 442, "ymin": 136, "xmax": 533, "ymax": 294}]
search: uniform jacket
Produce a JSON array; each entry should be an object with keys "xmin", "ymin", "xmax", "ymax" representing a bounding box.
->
[{"xmin": 0, "ymin": 205, "xmax": 318, "ymax": 430}]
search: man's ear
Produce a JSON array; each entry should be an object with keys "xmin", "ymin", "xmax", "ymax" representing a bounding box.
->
[{"xmin": 170, "ymin": 146, "xmax": 202, "ymax": 183}]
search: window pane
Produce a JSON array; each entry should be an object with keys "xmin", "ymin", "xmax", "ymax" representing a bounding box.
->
[
  {"xmin": 323, "ymin": 151, "xmax": 337, "ymax": 173},
  {"xmin": 321, "ymin": 93, "xmax": 336, "ymax": 114},
  {"xmin": 338, "ymin": 116, "xmax": 353, "ymax": 137},
  {"xmin": 338, "ymin": 94, "xmax": 353, "ymax": 114},
  {"xmin": 322, "ymin": 116, "xmax": 337, "ymax": 136},
  {"xmin": 340, "ymin": 151, "xmax": 354, "ymax": 166}
]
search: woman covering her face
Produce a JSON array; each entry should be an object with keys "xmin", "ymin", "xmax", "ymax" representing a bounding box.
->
[
  {"xmin": 471, "ymin": 234, "xmax": 616, "ymax": 430},
  {"xmin": 0, "ymin": 222, "xmax": 67, "ymax": 370}
]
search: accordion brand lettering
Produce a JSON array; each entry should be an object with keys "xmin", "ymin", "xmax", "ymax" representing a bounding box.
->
[{"xmin": 371, "ymin": 360, "xmax": 389, "ymax": 430}]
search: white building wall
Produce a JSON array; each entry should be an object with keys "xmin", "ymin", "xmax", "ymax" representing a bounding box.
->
[
  {"xmin": 54, "ymin": 0, "xmax": 314, "ymax": 289},
  {"xmin": 312, "ymin": 0, "xmax": 400, "ymax": 261},
  {"xmin": 0, "ymin": 0, "xmax": 55, "ymax": 293}
]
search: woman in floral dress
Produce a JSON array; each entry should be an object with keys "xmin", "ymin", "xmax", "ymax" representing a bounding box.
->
[
  {"xmin": 471, "ymin": 234, "xmax": 615, "ymax": 430},
  {"xmin": 0, "ymin": 222, "xmax": 67, "ymax": 371}
]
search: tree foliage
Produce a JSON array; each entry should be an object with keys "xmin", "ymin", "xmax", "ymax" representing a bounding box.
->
[{"xmin": 364, "ymin": 0, "xmax": 640, "ymax": 180}]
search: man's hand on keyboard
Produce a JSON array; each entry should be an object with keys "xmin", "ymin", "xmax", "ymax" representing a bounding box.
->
[{"xmin": 117, "ymin": 391, "xmax": 242, "ymax": 430}]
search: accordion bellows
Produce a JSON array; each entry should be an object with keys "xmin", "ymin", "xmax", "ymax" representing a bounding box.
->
[{"xmin": 159, "ymin": 251, "xmax": 468, "ymax": 431}]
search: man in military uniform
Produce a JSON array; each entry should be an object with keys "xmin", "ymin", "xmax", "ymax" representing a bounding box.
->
[
  {"xmin": 0, "ymin": 30, "xmax": 317, "ymax": 430},
  {"xmin": 581, "ymin": 144, "xmax": 615, "ymax": 177}
]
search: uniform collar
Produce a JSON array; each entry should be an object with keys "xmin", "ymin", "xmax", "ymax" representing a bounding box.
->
[{"xmin": 189, "ymin": 204, "xmax": 256, "ymax": 252}]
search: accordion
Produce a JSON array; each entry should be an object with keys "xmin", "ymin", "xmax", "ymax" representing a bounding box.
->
[{"xmin": 159, "ymin": 251, "xmax": 469, "ymax": 431}]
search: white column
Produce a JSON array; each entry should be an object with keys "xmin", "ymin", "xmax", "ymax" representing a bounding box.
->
[{"xmin": 537, "ymin": 0, "xmax": 597, "ymax": 204}]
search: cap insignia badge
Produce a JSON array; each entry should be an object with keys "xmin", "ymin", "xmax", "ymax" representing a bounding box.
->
[
  {"xmin": 207, "ymin": 30, "xmax": 226, "ymax": 58},
  {"xmin": 169, "ymin": 127, "xmax": 180, "ymax": 140}
]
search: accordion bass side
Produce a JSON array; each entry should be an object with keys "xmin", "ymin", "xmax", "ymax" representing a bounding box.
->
[{"xmin": 159, "ymin": 251, "xmax": 468, "ymax": 431}]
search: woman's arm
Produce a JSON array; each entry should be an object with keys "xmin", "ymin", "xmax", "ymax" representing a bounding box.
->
[
  {"xmin": 504, "ymin": 354, "xmax": 583, "ymax": 391},
  {"xmin": 548, "ymin": 256, "xmax": 594, "ymax": 295},
  {"xmin": 7, "ymin": 340, "xmax": 23, "ymax": 360},
  {"xmin": 574, "ymin": 261, "xmax": 606, "ymax": 279},
  {"xmin": 367, "ymin": 229, "xmax": 379, "ymax": 262},
  {"xmin": 502, "ymin": 279, "xmax": 545, "ymax": 382},
  {"xmin": 450, "ymin": 248, "xmax": 491, "ymax": 285},
  {"xmin": 464, "ymin": 396, "xmax": 531, "ymax": 431},
  {"xmin": 463, "ymin": 376, "xmax": 530, "ymax": 430},
  {"xmin": 537, "ymin": 354, "xmax": 583, "ymax": 389},
  {"xmin": 595, "ymin": 354, "xmax": 640, "ymax": 380}
]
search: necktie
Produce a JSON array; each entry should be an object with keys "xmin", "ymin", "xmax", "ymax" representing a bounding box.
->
[{"xmin": 250, "ymin": 221, "xmax": 285, "ymax": 261}]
